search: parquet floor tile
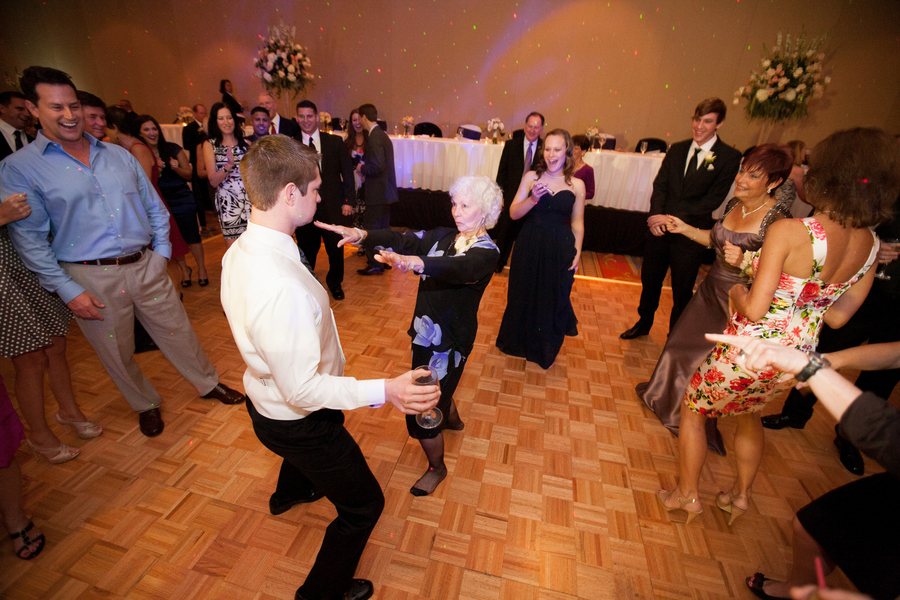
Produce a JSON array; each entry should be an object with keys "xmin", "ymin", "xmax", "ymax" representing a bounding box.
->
[{"xmin": 2, "ymin": 233, "xmax": 893, "ymax": 599}]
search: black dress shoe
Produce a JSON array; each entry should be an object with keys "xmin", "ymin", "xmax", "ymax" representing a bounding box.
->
[
  {"xmin": 269, "ymin": 489, "xmax": 325, "ymax": 515},
  {"xmin": 834, "ymin": 426, "xmax": 864, "ymax": 475},
  {"xmin": 139, "ymin": 408, "xmax": 164, "ymax": 437},
  {"xmin": 761, "ymin": 413, "xmax": 808, "ymax": 430},
  {"xmin": 202, "ymin": 383, "xmax": 247, "ymax": 405},
  {"xmin": 620, "ymin": 322, "xmax": 651, "ymax": 339},
  {"xmin": 329, "ymin": 286, "xmax": 345, "ymax": 300},
  {"xmin": 294, "ymin": 579, "xmax": 374, "ymax": 600},
  {"xmin": 357, "ymin": 265, "xmax": 383, "ymax": 276}
]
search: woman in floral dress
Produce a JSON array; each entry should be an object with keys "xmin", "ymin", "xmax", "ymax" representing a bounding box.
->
[
  {"xmin": 202, "ymin": 103, "xmax": 250, "ymax": 248},
  {"xmin": 657, "ymin": 128, "xmax": 898, "ymax": 528},
  {"xmin": 318, "ymin": 174, "xmax": 502, "ymax": 496}
]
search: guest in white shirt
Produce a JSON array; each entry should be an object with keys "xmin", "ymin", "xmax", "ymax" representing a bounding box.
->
[
  {"xmin": 0, "ymin": 91, "xmax": 32, "ymax": 161},
  {"xmin": 220, "ymin": 135, "xmax": 439, "ymax": 600}
]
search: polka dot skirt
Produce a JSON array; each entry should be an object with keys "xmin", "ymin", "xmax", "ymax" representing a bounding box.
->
[{"xmin": 0, "ymin": 226, "xmax": 72, "ymax": 358}]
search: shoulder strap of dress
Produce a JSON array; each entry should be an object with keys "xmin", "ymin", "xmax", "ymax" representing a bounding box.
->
[
  {"xmin": 801, "ymin": 217, "xmax": 829, "ymax": 275},
  {"xmin": 722, "ymin": 197, "xmax": 741, "ymax": 217}
]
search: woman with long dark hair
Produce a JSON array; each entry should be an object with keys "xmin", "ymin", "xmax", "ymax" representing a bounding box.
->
[
  {"xmin": 202, "ymin": 103, "xmax": 250, "ymax": 248},
  {"xmin": 344, "ymin": 109, "xmax": 368, "ymax": 240},
  {"xmin": 495, "ymin": 128, "xmax": 586, "ymax": 369},
  {"xmin": 136, "ymin": 115, "xmax": 209, "ymax": 286}
]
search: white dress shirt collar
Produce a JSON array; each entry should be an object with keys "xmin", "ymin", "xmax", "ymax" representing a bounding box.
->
[
  {"xmin": 523, "ymin": 137, "xmax": 538, "ymax": 164},
  {"xmin": 271, "ymin": 113, "xmax": 281, "ymax": 132},
  {"xmin": 0, "ymin": 119, "xmax": 27, "ymax": 152},
  {"xmin": 686, "ymin": 134, "xmax": 718, "ymax": 173},
  {"xmin": 302, "ymin": 128, "xmax": 321, "ymax": 149}
]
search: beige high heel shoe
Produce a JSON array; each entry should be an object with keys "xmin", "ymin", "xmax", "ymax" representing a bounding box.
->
[
  {"xmin": 27, "ymin": 439, "xmax": 80, "ymax": 464},
  {"xmin": 656, "ymin": 489, "xmax": 703, "ymax": 525},
  {"xmin": 55, "ymin": 414, "xmax": 103, "ymax": 439},
  {"xmin": 715, "ymin": 491, "xmax": 749, "ymax": 525}
]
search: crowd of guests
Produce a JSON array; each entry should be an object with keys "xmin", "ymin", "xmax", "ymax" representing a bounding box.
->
[{"xmin": 1, "ymin": 64, "xmax": 899, "ymax": 600}]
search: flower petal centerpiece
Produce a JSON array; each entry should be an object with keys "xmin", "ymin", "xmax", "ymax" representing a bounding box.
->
[
  {"xmin": 734, "ymin": 29, "xmax": 831, "ymax": 130},
  {"xmin": 254, "ymin": 20, "xmax": 314, "ymax": 110}
]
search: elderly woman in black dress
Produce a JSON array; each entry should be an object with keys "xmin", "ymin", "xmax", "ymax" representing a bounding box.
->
[{"xmin": 317, "ymin": 174, "xmax": 503, "ymax": 496}]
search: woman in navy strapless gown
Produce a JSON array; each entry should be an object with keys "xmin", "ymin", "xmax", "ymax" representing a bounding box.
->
[{"xmin": 496, "ymin": 129, "xmax": 586, "ymax": 369}]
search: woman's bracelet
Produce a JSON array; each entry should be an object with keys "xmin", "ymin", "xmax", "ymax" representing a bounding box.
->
[{"xmin": 353, "ymin": 228, "xmax": 366, "ymax": 243}]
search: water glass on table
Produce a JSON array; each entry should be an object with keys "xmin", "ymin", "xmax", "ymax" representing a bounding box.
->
[
  {"xmin": 875, "ymin": 238, "xmax": 900, "ymax": 280},
  {"xmin": 640, "ymin": 141, "xmax": 648, "ymax": 154},
  {"xmin": 412, "ymin": 366, "xmax": 442, "ymax": 429}
]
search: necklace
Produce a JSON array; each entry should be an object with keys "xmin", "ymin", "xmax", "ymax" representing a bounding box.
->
[{"xmin": 741, "ymin": 198, "xmax": 770, "ymax": 219}]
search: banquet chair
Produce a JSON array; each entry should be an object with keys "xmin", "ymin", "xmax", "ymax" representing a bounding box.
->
[
  {"xmin": 377, "ymin": 119, "xmax": 387, "ymax": 131},
  {"xmin": 634, "ymin": 137, "xmax": 667, "ymax": 153},
  {"xmin": 593, "ymin": 134, "xmax": 616, "ymax": 150},
  {"xmin": 458, "ymin": 124, "xmax": 481, "ymax": 140},
  {"xmin": 330, "ymin": 117, "xmax": 343, "ymax": 131},
  {"xmin": 414, "ymin": 122, "xmax": 443, "ymax": 137}
]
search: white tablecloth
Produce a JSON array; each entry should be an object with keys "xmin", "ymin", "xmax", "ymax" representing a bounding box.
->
[
  {"xmin": 389, "ymin": 136, "xmax": 663, "ymax": 212},
  {"xmin": 160, "ymin": 124, "xmax": 185, "ymax": 148}
]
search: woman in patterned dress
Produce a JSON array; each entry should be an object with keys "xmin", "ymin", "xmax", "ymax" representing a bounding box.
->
[
  {"xmin": 345, "ymin": 109, "xmax": 368, "ymax": 254},
  {"xmin": 202, "ymin": 103, "xmax": 250, "ymax": 249},
  {"xmin": 317, "ymin": 174, "xmax": 503, "ymax": 496},
  {"xmin": 657, "ymin": 128, "xmax": 899, "ymax": 527},
  {"xmin": 1, "ymin": 194, "xmax": 102, "ymax": 464}
]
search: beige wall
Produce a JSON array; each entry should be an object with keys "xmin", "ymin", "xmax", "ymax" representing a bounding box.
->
[{"xmin": 2, "ymin": 0, "xmax": 898, "ymax": 151}]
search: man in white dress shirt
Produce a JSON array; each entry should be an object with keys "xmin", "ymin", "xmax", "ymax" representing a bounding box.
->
[
  {"xmin": 0, "ymin": 91, "xmax": 33, "ymax": 160},
  {"xmin": 220, "ymin": 135, "xmax": 439, "ymax": 600}
]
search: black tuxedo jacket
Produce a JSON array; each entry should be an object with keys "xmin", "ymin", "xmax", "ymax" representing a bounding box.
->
[
  {"xmin": 360, "ymin": 125, "xmax": 398, "ymax": 206},
  {"xmin": 0, "ymin": 130, "xmax": 34, "ymax": 161},
  {"xmin": 276, "ymin": 115, "xmax": 300, "ymax": 139},
  {"xmin": 496, "ymin": 135, "xmax": 543, "ymax": 201},
  {"xmin": 309, "ymin": 132, "xmax": 356, "ymax": 223},
  {"xmin": 182, "ymin": 122, "xmax": 207, "ymax": 165},
  {"xmin": 649, "ymin": 137, "xmax": 741, "ymax": 230}
]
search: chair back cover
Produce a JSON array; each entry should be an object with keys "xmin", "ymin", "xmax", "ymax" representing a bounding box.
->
[
  {"xmin": 414, "ymin": 122, "xmax": 443, "ymax": 137},
  {"xmin": 634, "ymin": 137, "xmax": 667, "ymax": 153}
]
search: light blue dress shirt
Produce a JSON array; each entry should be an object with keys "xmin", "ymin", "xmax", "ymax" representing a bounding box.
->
[{"xmin": 0, "ymin": 132, "xmax": 171, "ymax": 304}]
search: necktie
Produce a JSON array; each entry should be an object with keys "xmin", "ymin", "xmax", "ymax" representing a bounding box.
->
[
  {"xmin": 524, "ymin": 142, "xmax": 533, "ymax": 175},
  {"xmin": 297, "ymin": 247, "xmax": 314, "ymax": 275},
  {"xmin": 308, "ymin": 137, "xmax": 316, "ymax": 152},
  {"xmin": 269, "ymin": 123, "xmax": 276, "ymax": 135},
  {"xmin": 14, "ymin": 130, "xmax": 24, "ymax": 151},
  {"xmin": 685, "ymin": 147, "xmax": 701, "ymax": 179}
]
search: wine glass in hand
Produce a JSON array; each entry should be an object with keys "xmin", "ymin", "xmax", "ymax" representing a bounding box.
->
[
  {"xmin": 875, "ymin": 238, "xmax": 900, "ymax": 280},
  {"xmin": 412, "ymin": 366, "xmax": 442, "ymax": 429}
]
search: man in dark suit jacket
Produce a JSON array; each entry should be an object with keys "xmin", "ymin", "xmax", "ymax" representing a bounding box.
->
[
  {"xmin": 0, "ymin": 91, "xmax": 34, "ymax": 160},
  {"xmin": 357, "ymin": 103, "xmax": 398, "ymax": 275},
  {"xmin": 621, "ymin": 97, "xmax": 742, "ymax": 339},
  {"xmin": 293, "ymin": 100, "xmax": 356, "ymax": 300},
  {"xmin": 182, "ymin": 104, "xmax": 213, "ymax": 230},
  {"xmin": 257, "ymin": 92, "xmax": 300, "ymax": 139},
  {"xmin": 491, "ymin": 111, "xmax": 544, "ymax": 271}
]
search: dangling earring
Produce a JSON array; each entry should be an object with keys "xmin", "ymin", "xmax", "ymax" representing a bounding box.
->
[{"xmin": 767, "ymin": 187, "xmax": 773, "ymax": 195}]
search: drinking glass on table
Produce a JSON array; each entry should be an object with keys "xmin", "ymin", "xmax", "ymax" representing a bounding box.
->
[
  {"xmin": 413, "ymin": 366, "xmax": 442, "ymax": 429},
  {"xmin": 640, "ymin": 141, "xmax": 648, "ymax": 154},
  {"xmin": 597, "ymin": 134, "xmax": 607, "ymax": 151},
  {"xmin": 875, "ymin": 238, "xmax": 900, "ymax": 280}
]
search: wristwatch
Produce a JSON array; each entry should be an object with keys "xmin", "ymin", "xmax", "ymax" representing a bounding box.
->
[{"xmin": 795, "ymin": 352, "xmax": 831, "ymax": 382}]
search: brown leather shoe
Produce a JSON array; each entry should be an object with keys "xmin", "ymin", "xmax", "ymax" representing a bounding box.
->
[
  {"xmin": 139, "ymin": 408, "xmax": 164, "ymax": 437},
  {"xmin": 202, "ymin": 383, "xmax": 247, "ymax": 405}
]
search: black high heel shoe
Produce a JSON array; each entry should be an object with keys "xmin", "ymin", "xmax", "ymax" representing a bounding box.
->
[
  {"xmin": 198, "ymin": 277, "xmax": 209, "ymax": 287},
  {"xmin": 181, "ymin": 266, "xmax": 193, "ymax": 288}
]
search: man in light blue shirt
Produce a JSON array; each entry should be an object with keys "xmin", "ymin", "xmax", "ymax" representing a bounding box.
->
[{"xmin": 0, "ymin": 66, "xmax": 247, "ymax": 437}]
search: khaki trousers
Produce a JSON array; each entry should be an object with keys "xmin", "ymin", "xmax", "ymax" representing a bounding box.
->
[{"xmin": 62, "ymin": 250, "xmax": 218, "ymax": 412}]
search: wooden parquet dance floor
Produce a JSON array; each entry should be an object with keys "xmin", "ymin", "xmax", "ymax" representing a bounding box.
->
[{"xmin": 0, "ymin": 232, "xmax": 882, "ymax": 600}]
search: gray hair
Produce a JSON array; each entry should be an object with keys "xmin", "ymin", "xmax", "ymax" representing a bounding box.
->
[{"xmin": 448, "ymin": 174, "xmax": 503, "ymax": 229}]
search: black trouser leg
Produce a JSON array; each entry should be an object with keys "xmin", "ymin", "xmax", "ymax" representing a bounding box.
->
[
  {"xmin": 636, "ymin": 233, "xmax": 670, "ymax": 327},
  {"xmin": 362, "ymin": 204, "xmax": 391, "ymax": 267},
  {"xmin": 667, "ymin": 235, "xmax": 706, "ymax": 331}
]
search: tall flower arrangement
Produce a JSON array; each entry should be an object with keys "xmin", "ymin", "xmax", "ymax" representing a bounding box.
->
[
  {"xmin": 254, "ymin": 21, "xmax": 314, "ymax": 110},
  {"xmin": 734, "ymin": 30, "xmax": 831, "ymax": 126}
]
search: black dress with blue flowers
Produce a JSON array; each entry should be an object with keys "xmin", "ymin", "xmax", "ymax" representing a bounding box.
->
[{"xmin": 366, "ymin": 227, "xmax": 499, "ymax": 438}]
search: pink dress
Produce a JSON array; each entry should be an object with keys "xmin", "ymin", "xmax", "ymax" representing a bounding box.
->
[{"xmin": 684, "ymin": 217, "xmax": 878, "ymax": 417}]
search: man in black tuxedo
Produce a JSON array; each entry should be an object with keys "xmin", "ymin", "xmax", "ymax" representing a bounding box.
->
[
  {"xmin": 621, "ymin": 97, "xmax": 741, "ymax": 339},
  {"xmin": 293, "ymin": 100, "xmax": 356, "ymax": 300},
  {"xmin": 491, "ymin": 111, "xmax": 544, "ymax": 271},
  {"xmin": 246, "ymin": 106, "xmax": 271, "ymax": 142},
  {"xmin": 0, "ymin": 91, "xmax": 33, "ymax": 160},
  {"xmin": 258, "ymin": 92, "xmax": 300, "ymax": 139},
  {"xmin": 356, "ymin": 103, "xmax": 398, "ymax": 275},
  {"xmin": 183, "ymin": 104, "xmax": 212, "ymax": 231}
]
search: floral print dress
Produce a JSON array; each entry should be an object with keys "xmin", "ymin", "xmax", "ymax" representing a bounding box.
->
[
  {"xmin": 213, "ymin": 143, "xmax": 251, "ymax": 239},
  {"xmin": 684, "ymin": 217, "xmax": 879, "ymax": 418}
]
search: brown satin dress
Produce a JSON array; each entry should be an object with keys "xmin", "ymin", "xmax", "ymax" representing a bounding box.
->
[{"xmin": 635, "ymin": 199, "xmax": 788, "ymax": 455}]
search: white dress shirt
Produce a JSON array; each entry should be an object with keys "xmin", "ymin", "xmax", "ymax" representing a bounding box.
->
[
  {"xmin": 221, "ymin": 222, "xmax": 384, "ymax": 420},
  {"xmin": 684, "ymin": 135, "xmax": 718, "ymax": 175},
  {"xmin": 301, "ymin": 128, "xmax": 321, "ymax": 151},
  {"xmin": 523, "ymin": 138, "xmax": 538, "ymax": 166},
  {"xmin": 0, "ymin": 119, "xmax": 28, "ymax": 153},
  {"xmin": 270, "ymin": 113, "xmax": 281, "ymax": 134}
]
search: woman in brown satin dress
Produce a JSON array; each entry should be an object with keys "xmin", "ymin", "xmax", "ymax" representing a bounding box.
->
[{"xmin": 635, "ymin": 144, "xmax": 794, "ymax": 455}]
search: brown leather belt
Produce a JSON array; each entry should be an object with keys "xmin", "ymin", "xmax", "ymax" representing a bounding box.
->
[{"xmin": 79, "ymin": 247, "xmax": 146, "ymax": 266}]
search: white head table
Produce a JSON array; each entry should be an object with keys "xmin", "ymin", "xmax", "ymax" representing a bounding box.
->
[{"xmin": 389, "ymin": 135, "xmax": 663, "ymax": 212}]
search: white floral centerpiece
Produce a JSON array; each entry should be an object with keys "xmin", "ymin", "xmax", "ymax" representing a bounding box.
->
[
  {"xmin": 318, "ymin": 111, "xmax": 331, "ymax": 131},
  {"xmin": 176, "ymin": 106, "xmax": 194, "ymax": 125},
  {"xmin": 734, "ymin": 29, "xmax": 831, "ymax": 142},
  {"xmin": 401, "ymin": 115, "xmax": 414, "ymax": 137},
  {"xmin": 254, "ymin": 20, "xmax": 314, "ymax": 115},
  {"xmin": 486, "ymin": 117, "xmax": 505, "ymax": 144}
]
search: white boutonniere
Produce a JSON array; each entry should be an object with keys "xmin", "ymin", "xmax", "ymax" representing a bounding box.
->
[{"xmin": 704, "ymin": 151, "xmax": 716, "ymax": 170}]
